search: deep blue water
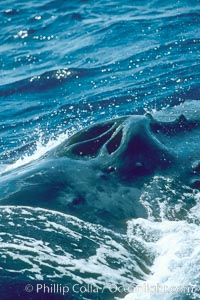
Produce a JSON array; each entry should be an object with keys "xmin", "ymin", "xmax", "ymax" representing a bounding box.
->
[
  {"xmin": 0, "ymin": 0, "xmax": 200, "ymax": 299},
  {"xmin": 1, "ymin": 0, "xmax": 200, "ymax": 161}
]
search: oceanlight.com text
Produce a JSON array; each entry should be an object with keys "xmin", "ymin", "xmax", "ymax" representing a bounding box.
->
[{"xmin": 24, "ymin": 282, "xmax": 200, "ymax": 296}]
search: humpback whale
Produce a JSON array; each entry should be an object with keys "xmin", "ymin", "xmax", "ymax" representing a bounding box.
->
[{"xmin": 0, "ymin": 100, "xmax": 199, "ymax": 228}]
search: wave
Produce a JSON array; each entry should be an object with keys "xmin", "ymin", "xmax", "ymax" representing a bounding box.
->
[
  {"xmin": 0, "ymin": 68, "xmax": 95, "ymax": 96},
  {"xmin": 125, "ymin": 211, "xmax": 200, "ymax": 300},
  {"xmin": 0, "ymin": 206, "xmax": 146, "ymax": 300}
]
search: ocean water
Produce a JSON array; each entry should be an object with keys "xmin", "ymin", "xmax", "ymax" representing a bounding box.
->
[{"xmin": 0, "ymin": 0, "xmax": 200, "ymax": 299}]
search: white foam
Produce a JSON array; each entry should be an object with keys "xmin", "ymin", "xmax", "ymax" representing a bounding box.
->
[
  {"xmin": 3, "ymin": 131, "xmax": 71, "ymax": 174},
  {"xmin": 124, "ymin": 213, "xmax": 200, "ymax": 300},
  {"xmin": 0, "ymin": 207, "xmax": 143, "ymax": 289}
]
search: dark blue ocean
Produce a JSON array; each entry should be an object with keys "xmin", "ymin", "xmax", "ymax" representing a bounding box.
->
[{"xmin": 0, "ymin": 0, "xmax": 200, "ymax": 299}]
